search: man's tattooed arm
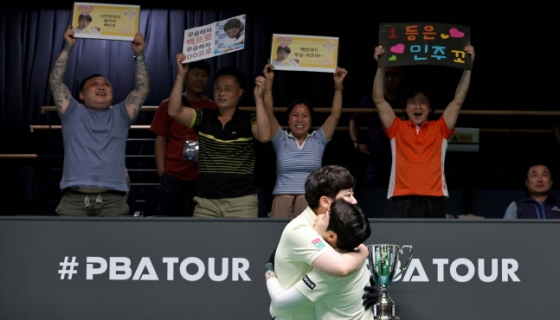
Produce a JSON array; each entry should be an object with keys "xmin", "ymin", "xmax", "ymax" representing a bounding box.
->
[
  {"xmin": 124, "ymin": 57, "xmax": 150, "ymax": 121},
  {"xmin": 125, "ymin": 33, "xmax": 150, "ymax": 121},
  {"xmin": 49, "ymin": 27, "xmax": 76, "ymax": 116}
]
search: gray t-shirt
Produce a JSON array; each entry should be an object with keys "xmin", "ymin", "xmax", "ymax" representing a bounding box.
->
[{"xmin": 59, "ymin": 98, "xmax": 131, "ymax": 192}]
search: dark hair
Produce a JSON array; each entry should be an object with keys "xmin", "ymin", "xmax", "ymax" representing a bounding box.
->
[
  {"xmin": 223, "ymin": 18, "xmax": 244, "ymax": 37},
  {"xmin": 327, "ymin": 199, "xmax": 371, "ymax": 252},
  {"xmin": 78, "ymin": 14, "xmax": 92, "ymax": 23},
  {"xmin": 214, "ymin": 67, "xmax": 246, "ymax": 89},
  {"xmin": 526, "ymin": 163, "xmax": 553, "ymax": 179},
  {"xmin": 79, "ymin": 73, "xmax": 104, "ymax": 91},
  {"xmin": 305, "ymin": 165, "xmax": 356, "ymax": 209},
  {"xmin": 400, "ymin": 85, "xmax": 435, "ymax": 118},
  {"xmin": 186, "ymin": 59, "xmax": 211, "ymax": 75},
  {"xmin": 285, "ymin": 99, "xmax": 314, "ymax": 126},
  {"xmin": 401, "ymin": 85, "xmax": 429, "ymax": 105},
  {"xmin": 277, "ymin": 46, "xmax": 291, "ymax": 54}
]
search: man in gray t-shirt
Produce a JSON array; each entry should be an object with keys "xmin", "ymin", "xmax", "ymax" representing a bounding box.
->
[{"xmin": 49, "ymin": 26, "xmax": 150, "ymax": 216}]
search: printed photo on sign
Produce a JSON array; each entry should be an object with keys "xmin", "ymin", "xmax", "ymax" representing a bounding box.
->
[
  {"xmin": 181, "ymin": 14, "xmax": 246, "ymax": 63},
  {"xmin": 71, "ymin": 2, "xmax": 140, "ymax": 41},
  {"xmin": 378, "ymin": 22, "xmax": 471, "ymax": 70},
  {"xmin": 214, "ymin": 14, "xmax": 246, "ymax": 55},
  {"xmin": 269, "ymin": 34, "xmax": 339, "ymax": 73}
]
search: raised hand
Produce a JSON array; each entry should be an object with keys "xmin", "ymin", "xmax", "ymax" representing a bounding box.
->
[
  {"xmin": 465, "ymin": 45, "xmax": 475, "ymax": 63},
  {"xmin": 374, "ymin": 46, "xmax": 384, "ymax": 62},
  {"xmin": 131, "ymin": 33, "xmax": 145, "ymax": 54},
  {"xmin": 254, "ymin": 76, "xmax": 266, "ymax": 100},
  {"xmin": 64, "ymin": 26, "xmax": 77, "ymax": 47},
  {"xmin": 262, "ymin": 63, "xmax": 275, "ymax": 83},
  {"xmin": 176, "ymin": 53, "xmax": 189, "ymax": 77},
  {"xmin": 334, "ymin": 67, "xmax": 348, "ymax": 86}
]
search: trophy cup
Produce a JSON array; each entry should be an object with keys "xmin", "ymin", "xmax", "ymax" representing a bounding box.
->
[{"xmin": 367, "ymin": 244, "xmax": 413, "ymax": 320}]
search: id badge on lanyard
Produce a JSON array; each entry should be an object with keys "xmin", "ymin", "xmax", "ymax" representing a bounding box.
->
[{"xmin": 183, "ymin": 140, "xmax": 199, "ymax": 162}]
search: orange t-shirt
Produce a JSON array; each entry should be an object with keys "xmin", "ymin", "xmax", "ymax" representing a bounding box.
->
[{"xmin": 385, "ymin": 117, "xmax": 454, "ymax": 198}]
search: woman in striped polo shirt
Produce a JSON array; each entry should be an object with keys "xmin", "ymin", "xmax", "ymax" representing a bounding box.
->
[{"xmin": 262, "ymin": 64, "xmax": 348, "ymax": 218}]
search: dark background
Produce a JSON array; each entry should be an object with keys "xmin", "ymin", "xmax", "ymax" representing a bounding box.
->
[{"xmin": 0, "ymin": 3, "xmax": 556, "ymax": 215}]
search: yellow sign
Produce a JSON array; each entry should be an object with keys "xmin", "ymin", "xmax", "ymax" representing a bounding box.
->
[
  {"xmin": 72, "ymin": 2, "xmax": 140, "ymax": 41},
  {"xmin": 270, "ymin": 34, "xmax": 339, "ymax": 73}
]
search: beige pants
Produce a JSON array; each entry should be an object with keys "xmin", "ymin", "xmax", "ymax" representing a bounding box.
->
[
  {"xmin": 270, "ymin": 196, "xmax": 308, "ymax": 219},
  {"xmin": 193, "ymin": 194, "xmax": 258, "ymax": 218}
]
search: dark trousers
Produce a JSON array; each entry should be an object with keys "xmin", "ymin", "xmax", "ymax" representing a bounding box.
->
[
  {"xmin": 157, "ymin": 174, "xmax": 198, "ymax": 217},
  {"xmin": 391, "ymin": 196, "xmax": 445, "ymax": 218}
]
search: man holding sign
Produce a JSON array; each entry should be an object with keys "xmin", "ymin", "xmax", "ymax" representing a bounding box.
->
[
  {"xmin": 168, "ymin": 54, "xmax": 271, "ymax": 218},
  {"xmin": 49, "ymin": 27, "xmax": 150, "ymax": 216},
  {"xmin": 372, "ymin": 45, "xmax": 475, "ymax": 218}
]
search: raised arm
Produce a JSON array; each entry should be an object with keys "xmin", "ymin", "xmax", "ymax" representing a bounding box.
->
[
  {"xmin": 311, "ymin": 243, "xmax": 368, "ymax": 276},
  {"xmin": 321, "ymin": 67, "xmax": 347, "ymax": 139},
  {"xmin": 167, "ymin": 54, "xmax": 194, "ymax": 127},
  {"xmin": 442, "ymin": 45, "xmax": 475, "ymax": 131},
  {"xmin": 262, "ymin": 64, "xmax": 281, "ymax": 138},
  {"xmin": 49, "ymin": 26, "xmax": 76, "ymax": 116},
  {"xmin": 124, "ymin": 33, "xmax": 150, "ymax": 121},
  {"xmin": 372, "ymin": 46, "xmax": 396, "ymax": 129},
  {"xmin": 252, "ymin": 76, "xmax": 272, "ymax": 142}
]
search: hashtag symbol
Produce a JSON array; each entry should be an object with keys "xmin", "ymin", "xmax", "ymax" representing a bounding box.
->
[{"xmin": 58, "ymin": 256, "xmax": 79, "ymax": 280}]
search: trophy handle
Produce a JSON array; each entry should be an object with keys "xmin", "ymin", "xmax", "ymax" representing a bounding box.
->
[{"xmin": 392, "ymin": 245, "xmax": 414, "ymax": 280}]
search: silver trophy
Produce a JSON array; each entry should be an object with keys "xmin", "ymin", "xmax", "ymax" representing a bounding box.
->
[{"xmin": 367, "ymin": 244, "xmax": 413, "ymax": 320}]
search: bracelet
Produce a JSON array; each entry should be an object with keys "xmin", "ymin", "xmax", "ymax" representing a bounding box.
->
[
  {"xmin": 134, "ymin": 53, "xmax": 146, "ymax": 61},
  {"xmin": 334, "ymin": 85, "xmax": 344, "ymax": 91}
]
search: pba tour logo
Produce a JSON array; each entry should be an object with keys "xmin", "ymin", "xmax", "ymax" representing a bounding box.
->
[
  {"xmin": 57, "ymin": 255, "xmax": 521, "ymax": 283},
  {"xmin": 384, "ymin": 258, "xmax": 520, "ymax": 283},
  {"xmin": 58, "ymin": 256, "xmax": 251, "ymax": 281}
]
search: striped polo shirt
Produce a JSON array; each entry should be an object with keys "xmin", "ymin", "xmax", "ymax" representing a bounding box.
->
[
  {"xmin": 271, "ymin": 128, "xmax": 330, "ymax": 195},
  {"xmin": 189, "ymin": 108, "xmax": 256, "ymax": 199}
]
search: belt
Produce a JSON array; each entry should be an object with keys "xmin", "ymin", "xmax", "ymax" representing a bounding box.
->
[{"xmin": 64, "ymin": 188, "xmax": 126, "ymax": 197}]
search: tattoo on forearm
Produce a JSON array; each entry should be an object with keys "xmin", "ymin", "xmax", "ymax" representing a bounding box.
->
[
  {"xmin": 49, "ymin": 44, "xmax": 74, "ymax": 114},
  {"xmin": 125, "ymin": 59, "xmax": 150, "ymax": 120}
]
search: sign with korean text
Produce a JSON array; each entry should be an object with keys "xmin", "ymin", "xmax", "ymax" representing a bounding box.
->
[
  {"xmin": 269, "ymin": 34, "xmax": 339, "ymax": 73},
  {"xmin": 72, "ymin": 2, "xmax": 140, "ymax": 41},
  {"xmin": 378, "ymin": 23, "xmax": 471, "ymax": 70},
  {"xmin": 182, "ymin": 14, "xmax": 246, "ymax": 63}
]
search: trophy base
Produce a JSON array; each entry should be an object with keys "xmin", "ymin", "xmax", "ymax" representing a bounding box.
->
[{"xmin": 373, "ymin": 303, "xmax": 399, "ymax": 320}]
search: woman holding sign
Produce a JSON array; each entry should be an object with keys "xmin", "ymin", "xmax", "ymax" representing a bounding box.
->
[{"xmin": 262, "ymin": 64, "xmax": 347, "ymax": 218}]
